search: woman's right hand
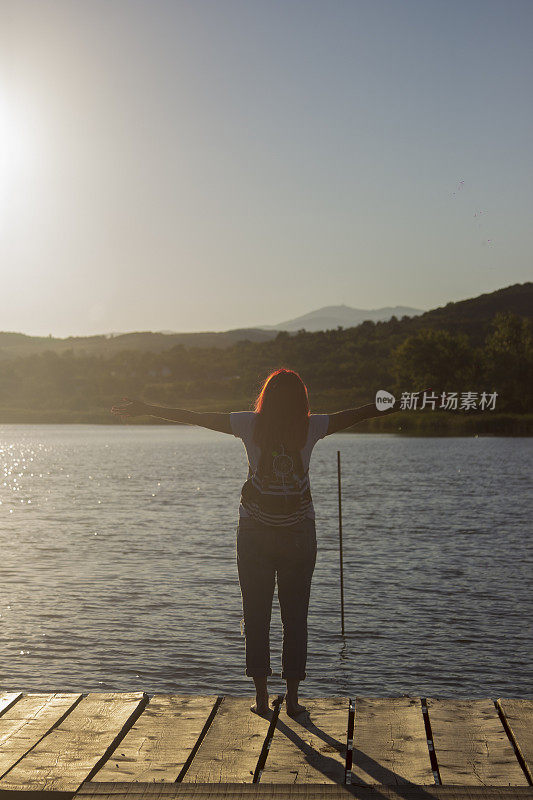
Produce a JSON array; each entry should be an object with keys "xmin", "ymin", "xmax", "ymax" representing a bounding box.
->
[{"xmin": 110, "ymin": 397, "xmax": 149, "ymax": 418}]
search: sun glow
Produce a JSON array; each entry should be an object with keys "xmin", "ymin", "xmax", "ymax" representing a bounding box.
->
[
  {"xmin": 0, "ymin": 88, "xmax": 35, "ymax": 189},
  {"xmin": 0, "ymin": 87, "xmax": 38, "ymax": 239}
]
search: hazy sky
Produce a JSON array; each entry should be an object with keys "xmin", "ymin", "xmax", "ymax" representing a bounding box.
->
[{"xmin": 1, "ymin": 0, "xmax": 532, "ymax": 337}]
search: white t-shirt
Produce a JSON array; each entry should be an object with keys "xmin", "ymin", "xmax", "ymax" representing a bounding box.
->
[{"xmin": 230, "ymin": 411, "xmax": 329, "ymax": 521}]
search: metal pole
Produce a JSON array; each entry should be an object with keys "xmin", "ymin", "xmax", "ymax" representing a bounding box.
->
[
  {"xmin": 337, "ymin": 450, "xmax": 345, "ymax": 636},
  {"xmin": 345, "ymin": 697, "xmax": 355, "ymax": 783}
]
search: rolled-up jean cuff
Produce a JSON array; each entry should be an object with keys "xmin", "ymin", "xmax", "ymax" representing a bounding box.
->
[
  {"xmin": 246, "ymin": 667, "xmax": 273, "ymax": 677},
  {"xmin": 281, "ymin": 671, "xmax": 306, "ymax": 680}
]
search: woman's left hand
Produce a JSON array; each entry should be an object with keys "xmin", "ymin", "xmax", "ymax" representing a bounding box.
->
[{"xmin": 110, "ymin": 397, "xmax": 149, "ymax": 418}]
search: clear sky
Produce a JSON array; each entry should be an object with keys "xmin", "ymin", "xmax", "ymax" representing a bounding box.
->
[{"xmin": 1, "ymin": 0, "xmax": 532, "ymax": 337}]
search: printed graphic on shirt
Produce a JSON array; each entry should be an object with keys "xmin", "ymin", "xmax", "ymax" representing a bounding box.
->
[
  {"xmin": 229, "ymin": 411, "xmax": 329, "ymax": 527},
  {"xmin": 240, "ymin": 438, "xmax": 313, "ymax": 527}
]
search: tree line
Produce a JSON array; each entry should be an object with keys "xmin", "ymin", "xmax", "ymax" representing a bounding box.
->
[{"xmin": 0, "ymin": 311, "xmax": 531, "ymax": 426}]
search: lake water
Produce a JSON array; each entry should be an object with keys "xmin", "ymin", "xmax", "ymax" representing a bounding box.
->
[{"xmin": 1, "ymin": 424, "xmax": 532, "ymax": 699}]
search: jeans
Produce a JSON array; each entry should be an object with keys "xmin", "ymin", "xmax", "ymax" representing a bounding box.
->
[{"xmin": 236, "ymin": 514, "xmax": 317, "ymax": 681}]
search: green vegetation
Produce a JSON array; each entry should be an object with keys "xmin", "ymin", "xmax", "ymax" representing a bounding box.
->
[{"xmin": 0, "ymin": 283, "xmax": 532, "ymax": 434}]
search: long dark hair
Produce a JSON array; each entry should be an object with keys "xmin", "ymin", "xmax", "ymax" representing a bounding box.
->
[{"xmin": 252, "ymin": 368, "xmax": 310, "ymax": 452}]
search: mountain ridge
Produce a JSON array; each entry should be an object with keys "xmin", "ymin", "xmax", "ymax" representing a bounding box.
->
[
  {"xmin": 0, "ymin": 283, "xmax": 530, "ymax": 358},
  {"xmin": 257, "ymin": 304, "xmax": 425, "ymax": 331}
]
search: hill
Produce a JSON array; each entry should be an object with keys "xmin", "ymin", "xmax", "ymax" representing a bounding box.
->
[
  {"xmin": 0, "ymin": 281, "xmax": 531, "ymax": 431},
  {"xmin": 0, "ymin": 327, "xmax": 276, "ymax": 360},
  {"xmin": 0, "ymin": 283, "xmax": 529, "ymax": 358},
  {"xmin": 257, "ymin": 303, "xmax": 425, "ymax": 331}
]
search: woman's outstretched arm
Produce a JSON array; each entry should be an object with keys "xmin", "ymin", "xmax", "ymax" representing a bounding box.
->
[
  {"xmin": 326, "ymin": 403, "xmax": 394, "ymax": 435},
  {"xmin": 326, "ymin": 387, "xmax": 431, "ymax": 435},
  {"xmin": 110, "ymin": 397, "xmax": 232, "ymax": 434}
]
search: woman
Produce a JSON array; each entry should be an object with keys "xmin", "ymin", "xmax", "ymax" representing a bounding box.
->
[{"xmin": 111, "ymin": 368, "xmax": 402, "ymax": 717}]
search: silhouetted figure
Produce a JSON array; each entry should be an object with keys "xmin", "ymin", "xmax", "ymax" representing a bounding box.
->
[{"xmin": 111, "ymin": 367, "xmax": 402, "ymax": 716}]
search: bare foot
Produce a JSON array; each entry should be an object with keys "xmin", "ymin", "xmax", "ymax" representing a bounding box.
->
[
  {"xmin": 250, "ymin": 695, "xmax": 270, "ymax": 715},
  {"xmin": 286, "ymin": 699, "xmax": 307, "ymax": 717}
]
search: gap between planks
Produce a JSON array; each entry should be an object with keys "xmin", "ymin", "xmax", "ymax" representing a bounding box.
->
[{"xmin": 0, "ymin": 693, "xmax": 532, "ymax": 791}]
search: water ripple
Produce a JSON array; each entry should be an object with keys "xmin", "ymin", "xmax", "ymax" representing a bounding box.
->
[{"xmin": 0, "ymin": 424, "xmax": 532, "ymax": 697}]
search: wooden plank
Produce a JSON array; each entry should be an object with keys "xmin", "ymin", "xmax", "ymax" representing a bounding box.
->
[
  {"xmin": 260, "ymin": 697, "xmax": 348, "ymax": 784},
  {"xmin": 427, "ymin": 698, "xmax": 528, "ymax": 786},
  {"xmin": 0, "ymin": 693, "xmax": 22, "ymax": 718},
  {"xmin": 0, "ymin": 693, "xmax": 82, "ymax": 778},
  {"xmin": 350, "ymin": 696, "xmax": 433, "ymax": 785},
  {"xmin": 496, "ymin": 698, "xmax": 533, "ymax": 783},
  {"xmin": 0, "ymin": 692, "xmax": 146, "ymax": 791},
  {"xmin": 75, "ymin": 779, "xmax": 533, "ymax": 799},
  {"xmin": 181, "ymin": 696, "xmax": 271, "ymax": 783},
  {"xmin": 90, "ymin": 694, "xmax": 219, "ymax": 782}
]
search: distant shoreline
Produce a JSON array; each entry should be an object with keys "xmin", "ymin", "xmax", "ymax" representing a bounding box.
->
[{"xmin": 0, "ymin": 411, "xmax": 531, "ymax": 436}]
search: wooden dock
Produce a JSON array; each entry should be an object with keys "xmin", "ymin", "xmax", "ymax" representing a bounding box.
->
[{"xmin": 0, "ymin": 692, "xmax": 532, "ymax": 800}]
